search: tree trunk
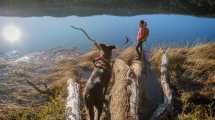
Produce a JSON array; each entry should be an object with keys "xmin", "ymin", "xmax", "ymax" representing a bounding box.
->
[
  {"xmin": 110, "ymin": 58, "xmax": 130, "ymax": 120},
  {"xmin": 110, "ymin": 56, "xmax": 150, "ymax": 120},
  {"xmin": 150, "ymin": 49, "xmax": 172, "ymax": 120},
  {"xmin": 66, "ymin": 79, "xmax": 81, "ymax": 120}
]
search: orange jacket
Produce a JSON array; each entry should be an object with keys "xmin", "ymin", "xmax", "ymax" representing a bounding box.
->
[{"xmin": 137, "ymin": 27, "xmax": 149, "ymax": 41}]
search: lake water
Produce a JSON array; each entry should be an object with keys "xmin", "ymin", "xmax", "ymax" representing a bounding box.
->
[{"xmin": 0, "ymin": 14, "xmax": 215, "ymax": 53}]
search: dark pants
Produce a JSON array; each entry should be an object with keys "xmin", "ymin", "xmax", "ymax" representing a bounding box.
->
[{"xmin": 136, "ymin": 40, "xmax": 143, "ymax": 59}]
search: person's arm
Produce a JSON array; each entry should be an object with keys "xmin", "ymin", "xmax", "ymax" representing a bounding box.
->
[
  {"xmin": 137, "ymin": 28, "xmax": 141, "ymax": 41},
  {"xmin": 137, "ymin": 28, "xmax": 145, "ymax": 41}
]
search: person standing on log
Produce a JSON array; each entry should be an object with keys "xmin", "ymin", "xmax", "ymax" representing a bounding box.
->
[{"xmin": 136, "ymin": 20, "xmax": 149, "ymax": 59}]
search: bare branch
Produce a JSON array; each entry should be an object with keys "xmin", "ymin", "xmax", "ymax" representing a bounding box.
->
[
  {"xmin": 70, "ymin": 25, "xmax": 96, "ymax": 42},
  {"xmin": 70, "ymin": 25, "xmax": 101, "ymax": 50}
]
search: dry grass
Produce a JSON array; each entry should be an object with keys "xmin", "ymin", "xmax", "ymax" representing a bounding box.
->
[
  {"xmin": 0, "ymin": 52, "xmax": 82, "ymax": 119},
  {"xmin": 2, "ymin": 98, "xmax": 65, "ymax": 120},
  {"xmin": 118, "ymin": 47, "xmax": 137, "ymax": 65},
  {"xmin": 78, "ymin": 49, "xmax": 99, "ymax": 70},
  {"xmin": 151, "ymin": 43, "xmax": 215, "ymax": 120}
]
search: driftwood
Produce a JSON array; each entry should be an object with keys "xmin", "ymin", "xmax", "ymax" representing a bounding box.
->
[
  {"xmin": 150, "ymin": 49, "xmax": 172, "ymax": 120},
  {"xmin": 110, "ymin": 59, "xmax": 130, "ymax": 120},
  {"xmin": 129, "ymin": 60, "xmax": 145, "ymax": 120},
  {"xmin": 110, "ymin": 48, "xmax": 150, "ymax": 120},
  {"xmin": 66, "ymin": 79, "xmax": 81, "ymax": 120},
  {"xmin": 130, "ymin": 59, "xmax": 151, "ymax": 120}
]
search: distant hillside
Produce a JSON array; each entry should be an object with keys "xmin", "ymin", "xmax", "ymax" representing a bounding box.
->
[{"xmin": 0, "ymin": 0, "xmax": 214, "ymax": 17}]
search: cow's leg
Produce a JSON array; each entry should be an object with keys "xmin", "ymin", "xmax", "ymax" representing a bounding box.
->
[
  {"xmin": 84, "ymin": 68, "xmax": 103, "ymax": 120},
  {"xmin": 86, "ymin": 103, "xmax": 95, "ymax": 120},
  {"xmin": 84, "ymin": 68, "xmax": 100, "ymax": 97},
  {"xmin": 95, "ymin": 103, "xmax": 103, "ymax": 120}
]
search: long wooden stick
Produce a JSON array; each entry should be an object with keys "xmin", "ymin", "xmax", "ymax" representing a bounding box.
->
[
  {"xmin": 70, "ymin": 25, "xmax": 101, "ymax": 50},
  {"xmin": 70, "ymin": 25, "xmax": 96, "ymax": 43}
]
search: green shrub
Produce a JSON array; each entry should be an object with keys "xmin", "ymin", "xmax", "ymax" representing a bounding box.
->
[
  {"xmin": 0, "ymin": 63, "xmax": 7, "ymax": 69},
  {"xmin": 5, "ymin": 98, "xmax": 65, "ymax": 120}
]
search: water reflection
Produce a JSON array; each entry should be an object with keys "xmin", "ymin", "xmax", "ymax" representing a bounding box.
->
[{"xmin": 0, "ymin": 14, "xmax": 215, "ymax": 53}]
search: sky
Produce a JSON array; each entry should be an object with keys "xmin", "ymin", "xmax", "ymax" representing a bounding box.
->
[{"xmin": 0, "ymin": 14, "xmax": 215, "ymax": 53}]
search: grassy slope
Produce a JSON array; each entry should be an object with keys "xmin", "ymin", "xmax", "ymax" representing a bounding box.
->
[
  {"xmin": 0, "ymin": 49, "xmax": 97, "ymax": 120},
  {"xmin": 151, "ymin": 43, "xmax": 215, "ymax": 120},
  {"xmin": 0, "ymin": 61, "xmax": 76, "ymax": 120},
  {"xmin": 1, "ymin": 44, "xmax": 215, "ymax": 119}
]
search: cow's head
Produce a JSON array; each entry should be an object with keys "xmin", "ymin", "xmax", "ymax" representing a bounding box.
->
[{"xmin": 99, "ymin": 43, "xmax": 116, "ymax": 59}]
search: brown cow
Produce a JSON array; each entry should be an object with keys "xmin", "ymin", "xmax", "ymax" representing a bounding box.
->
[{"xmin": 84, "ymin": 43, "xmax": 115, "ymax": 120}]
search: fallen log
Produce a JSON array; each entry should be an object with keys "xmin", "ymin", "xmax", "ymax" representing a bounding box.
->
[
  {"xmin": 129, "ymin": 60, "xmax": 146, "ymax": 120},
  {"xmin": 150, "ymin": 49, "xmax": 173, "ymax": 120},
  {"xmin": 110, "ymin": 48, "xmax": 151, "ymax": 120},
  {"xmin": 63, "ymin": 47, "xmax": 153, "ymax": 120},
  {"xmin": 110, "ymin": 58, "xmax": 130, "ymax": 120},
  {"xmin": 66, "ymin": 79, "xmax": 81, "ymax": 120}
]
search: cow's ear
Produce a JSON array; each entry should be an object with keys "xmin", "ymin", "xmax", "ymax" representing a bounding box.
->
[
  {"xmin": 109, "ymin": 45, "xmax": 116, "ymax": 50},
  {"xmin": 100, "ymin": 44, "xmax": 106, "ymax": 48},
  {"xmin": 99, "ymin": 44, "xmax": 107, "ymax": 51}
]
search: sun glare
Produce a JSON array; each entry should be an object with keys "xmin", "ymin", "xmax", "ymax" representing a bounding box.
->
[{"xmin": 2, "ymin": 25, "xmax": 22, "ymax": 43}]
